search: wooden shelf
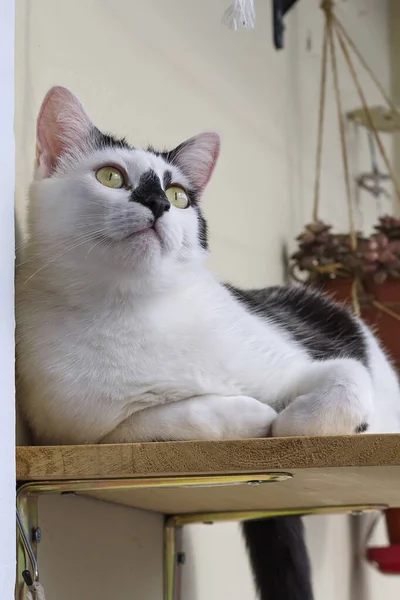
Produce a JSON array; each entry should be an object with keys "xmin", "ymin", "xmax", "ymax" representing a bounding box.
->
[{"xmin": 16, "ymin": 435, "xmax": 400, "ymax": 514}]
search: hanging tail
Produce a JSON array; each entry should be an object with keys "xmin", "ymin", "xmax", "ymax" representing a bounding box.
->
[{"xmin": 242, "ymin": 516, "xmax": 314, "ymax": 600}]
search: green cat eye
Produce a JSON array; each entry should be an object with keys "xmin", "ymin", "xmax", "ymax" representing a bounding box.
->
[
  {"xmin": 96, "ymin": 166, "xmax": 125, "ymax": 189},
  {"xmin": 165, "ymin": 186, "xmax": 189, "ymax": 209}
]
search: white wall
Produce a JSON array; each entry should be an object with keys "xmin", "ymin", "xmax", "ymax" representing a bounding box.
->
[
  {"xmin": 389, "ymin": 0, "xmax": 400, "ymax": 216},
  {"xmin": 0, "ymin": 2, "xmax": 15, "ymax": 599},
  {"xmin": 15, "ymin": 0, "xmax": 399, "ymax": 599}
]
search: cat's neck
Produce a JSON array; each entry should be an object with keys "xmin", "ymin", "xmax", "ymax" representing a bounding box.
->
[{"xmin": 18, "ymin": 243, "xmax": 216, "ymax": 311}]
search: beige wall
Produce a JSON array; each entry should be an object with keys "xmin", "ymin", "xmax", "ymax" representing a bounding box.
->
[
  {"xmin": 389, "ymin": 0, "xmax": 400, "ymax": 216},
  {"xmin": 15, "ymin": 0, "xmax": 399, "ymax": 598}
]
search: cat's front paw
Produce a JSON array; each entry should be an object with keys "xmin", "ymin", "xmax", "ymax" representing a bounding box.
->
[
  {"xmin": 271, "ymin": 358, "xmax": 373, "ymax": 437},
  {"xmin": 271, "ymin": 390, "xmax": 371, "ymax": 437},
  {"xmin": 208, "ymin": 395, "xmax": 278, "ymax": 439}
]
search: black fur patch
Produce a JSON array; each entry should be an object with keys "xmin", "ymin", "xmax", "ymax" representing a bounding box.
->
[
  {"xmin": 243, "ymin": 517, "xmax": 314, "ymax": 600},
  {"xmin": 356, "ymin": 422, "xmax": 369, "ymax": 433},
  {"xmin": 227, "ymin": 284, "xmax": 368, "ymax": 365},
  {"xmin": 148, "ymin": 143, "xmax": 181, "ymax": 166},
  {"xmin": 146, "ymin": 144, "xmax": 163, "ymax": 156},
  {"xmin": 91, "ymin": 128, "xmax": 132, "ymax": 151},
  {"xmin": 163, "ymin": 170, "xmax": 172, "ymax": 189},
  {"xmin": 148, "ymin": 143, "xmax": 202, "ymax": 201},
  {"xmin": 130, "ymin": 169, "xmax": 170, "ymax": 221},
  {"xmin": 159, "ymin": 138, "xmax": 193, "ymax": 173},
  {"xmin": 193, "ymin": 206, "xmax": 208, "ymax": 250}
]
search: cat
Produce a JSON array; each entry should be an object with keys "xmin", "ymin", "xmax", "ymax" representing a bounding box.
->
[{"xmin": 16, "ymin": 86, "xmax": 400, "ymax": 600}]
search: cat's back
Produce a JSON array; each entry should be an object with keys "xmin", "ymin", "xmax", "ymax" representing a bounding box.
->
[{"xmin": 226, "ymin": 283, "xmax": 368, "ymax": 364}]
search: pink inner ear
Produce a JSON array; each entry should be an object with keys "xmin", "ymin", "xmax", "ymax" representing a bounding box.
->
[
  {"xmin": 172, "ymin": 132, "xmax": 220, "ymax": 192},
  {"xmin": 37, "ymin": 86, "xmax": 92, "ymax": 175}
]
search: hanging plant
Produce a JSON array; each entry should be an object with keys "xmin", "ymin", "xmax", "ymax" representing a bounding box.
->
[
  {"xmin": 289, "ymin": 0, "xmax": 400, "ymax": 554},
  {"xmin": 288, "ymin": 0, "xmax": 400, "ymax": 324},
  {"xmin": 292, "ymin": 216, "xmax": 400, "ymax": 285}
]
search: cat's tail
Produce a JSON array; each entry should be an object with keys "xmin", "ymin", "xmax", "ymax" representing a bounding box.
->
[{"xmin": 242, "ymin": 515, "xmax": 314, "ymax": 600}]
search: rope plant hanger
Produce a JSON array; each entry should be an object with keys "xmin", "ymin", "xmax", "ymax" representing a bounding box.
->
[{"xmin": 291, "ymin": 0, "xmax": 400, "ymax": 321}]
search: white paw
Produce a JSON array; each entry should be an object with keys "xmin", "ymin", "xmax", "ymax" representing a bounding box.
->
[
  {"xmin": 223, "ymin": 396, "xmax": 278, "ymax": 438},
  {"xmin": 271, "ymin": 358, "xmax": 374, "ymax": 437},
  {"xmin": 195, "ymin": 395, "xmax": 278, "ymax": 439},
  {"xmin": 272, "ymin": 382, "xmax": 372, "ymax": 437}
]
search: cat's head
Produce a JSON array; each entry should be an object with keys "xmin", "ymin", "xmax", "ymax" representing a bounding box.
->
[{"xmin": 29, "ymin": 86, "xmax": 219, "ymax": 285}]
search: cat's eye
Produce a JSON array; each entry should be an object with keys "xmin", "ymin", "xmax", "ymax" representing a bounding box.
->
[
  {"xmin": 165, "ymin": 186, "xmax": 189, "ymax": 209},
  {"xmin": 96, "ymin": 166, "xmax": 125, "ymax": 189}
]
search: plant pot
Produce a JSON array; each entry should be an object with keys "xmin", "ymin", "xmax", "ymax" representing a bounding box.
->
[{"xmin": 316, "ymin": 278, "xmax": 400, "ymax": 372}]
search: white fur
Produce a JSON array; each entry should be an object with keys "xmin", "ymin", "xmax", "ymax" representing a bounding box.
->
[
  {"xmin": 17, "ymin": 211, "xmax": 400, "ymax": 443},
  {"xmin": 16, "ymin": 90, "xmax": 400, "ymax": 445}
]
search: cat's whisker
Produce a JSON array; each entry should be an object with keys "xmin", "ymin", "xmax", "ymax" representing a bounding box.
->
[
  {"xmin": 23, "ymin": 234, "xmax": 107, "ymax": 283},
  {"xmin": 17, "ymin": 227, "xmax": 106, "ymax": 256},
  {"xmin": 17, "ymin": 237, "xmax": 96, "ymax": 267},
  {"xmin": 85, "ymin": 198, "xmax": 121, "ymax": 212},
  {"xmin": 18, "ymin": 229, "xmax": 109, "ymax": 271},
  {"xmin": 85, "ymin": 236, "xmax": 107, "ymax": 258}
]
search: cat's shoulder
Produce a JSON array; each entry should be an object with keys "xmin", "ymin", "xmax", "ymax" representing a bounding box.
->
[{"xmin": 224, "ymin": 282, "xmax": 343, "ymax": 314}]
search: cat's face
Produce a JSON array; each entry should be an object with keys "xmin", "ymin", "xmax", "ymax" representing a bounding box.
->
[{"xmin": 29, "ymin": 87, "xmax": 219, "ymax": 281}]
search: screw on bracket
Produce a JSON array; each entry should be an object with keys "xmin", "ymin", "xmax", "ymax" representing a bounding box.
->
[{"xmin": 32, "ymin": 527, "xmax": 42, "ymax": 544}]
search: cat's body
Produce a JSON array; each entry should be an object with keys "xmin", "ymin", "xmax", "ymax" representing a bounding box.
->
[
  {"xmin": 16, "ymin": 87, "xmax": 400, "ymax": 600},
  {"xmin": 17, "ymin": 263, "xmax": 400, "ymax": 445}
]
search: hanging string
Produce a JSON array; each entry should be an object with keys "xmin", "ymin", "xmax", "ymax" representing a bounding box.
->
[
  {"xmin": 319, "ymin": 1, "xmax": 360, "ymax": 315},
  {"xmin": 312, "ymin": 18, "xmax": 329, "ymax": 222},
  {"xmin": 17, "ymin": 509, "xmax": 47, "ymax": 600},
  {"xmin": 25, "ymin": 582, "xmax": 47, "ymax": 600},
  {"xmin": 325, "ymin": 6, "xmax": 357, "ymax": 252},
  {"xmin": 333, "ymin": 24, "xmax": 400, "ymax": 205},
  {"xmin": 371, "ymin": 300, "xmax": 400, "ymax": 324},
  {"xmin": 20, "ymin": 571, "xmax": 47, "ymax": 600},
  {"xmin": 332, "ymin": 15, "xmax": 398, "ymax": 115}
]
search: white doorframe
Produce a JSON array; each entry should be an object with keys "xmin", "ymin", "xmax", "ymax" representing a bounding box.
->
[{"xmin": 0, "ymin": 1, "xmax": 16, "ymax": 598}]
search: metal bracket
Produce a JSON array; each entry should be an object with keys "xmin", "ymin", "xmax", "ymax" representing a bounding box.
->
[
  {"xmin": 16, "ymin": 476, "xmax": 385, "ymax": 600},
  {"xmin": 273, "ymin": 0, "xmax": 300, "ymax": 50},
  {"xmin": 347, "ymin": 105, "xmax": 400, "ymax": 133},
  {"xmin": 16, "ymin": 488, "xmax": 39, "ymax": 600}
]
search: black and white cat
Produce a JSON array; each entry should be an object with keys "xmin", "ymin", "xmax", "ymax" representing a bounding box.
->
[{"xmin": 16, "ymin": 87, "xmax": 400, "ymax": 600}]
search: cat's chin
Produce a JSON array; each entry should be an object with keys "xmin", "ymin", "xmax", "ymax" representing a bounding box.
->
[
  {"xmin": 124, "ymin": 226, "xmax": 158, "ymax": 240},
  {"xmin": 125, "ymin": 227, "xmax": 167, "ymax": 265}
]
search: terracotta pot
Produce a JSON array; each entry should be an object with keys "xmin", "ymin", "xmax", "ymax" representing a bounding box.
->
[{"xmin": 317, "ymin": 278, "xmax": 400, "ymax": 372}]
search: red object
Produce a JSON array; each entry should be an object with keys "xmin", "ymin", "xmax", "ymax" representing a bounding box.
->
[
  {"xmin": 366, "ymin": 509, "xmax": 400, "ymax": 573},
  {"xmin": 386, "ymin": 509, "xmax": 400, "ymax": 545},
  {"xmin": 318, "ymin": 279, "xmax": 400, "ymax": 372},
  {"xmin": 367, "ymin": 545, "xmax": 400, "ymax": 574}
]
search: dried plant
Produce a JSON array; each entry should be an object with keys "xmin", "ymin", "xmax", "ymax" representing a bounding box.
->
[{"xmin": 291, "ymin": 216, "xmax": 400, "ymax": 284}]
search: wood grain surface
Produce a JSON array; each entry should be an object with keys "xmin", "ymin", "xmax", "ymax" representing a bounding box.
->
[
  {"xmin": 17, "ymin": 436, "xmax": 400, "ymax": 512},
  {"xmin": 17, "ymin": 434, "xmax": 400, "ymax": 480}
]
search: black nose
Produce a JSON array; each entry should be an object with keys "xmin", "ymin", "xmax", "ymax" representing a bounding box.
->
[{"xmin": 147, "ymin": 195, "xmax": 170, "ymax": 221}]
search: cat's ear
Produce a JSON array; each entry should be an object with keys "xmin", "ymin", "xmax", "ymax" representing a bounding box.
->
[
  {"xmin": 168, "ymin": 132, "xmax": 220, "ymax": 192},
  {"xmin": 36, "ymin": 86, "xmax": 93, "ymax": 176}
]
